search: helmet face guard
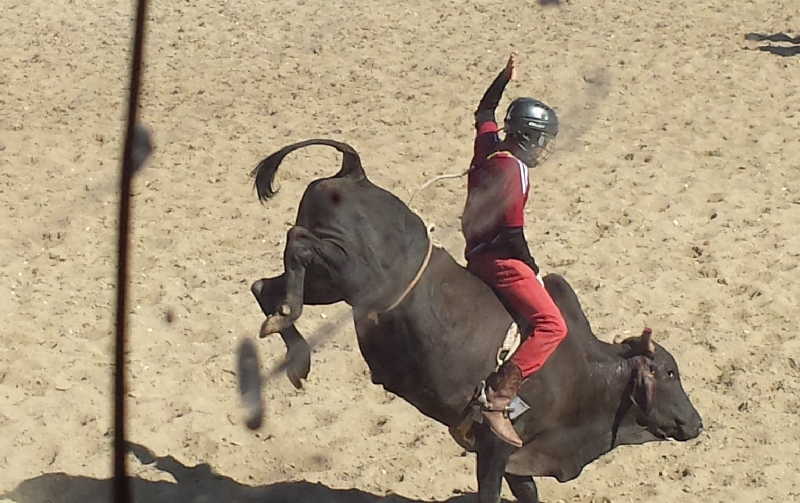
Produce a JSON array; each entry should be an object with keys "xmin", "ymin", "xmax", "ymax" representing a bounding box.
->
[
  {"xmin": 507, "ymin": 130, "xmax": 557, "ymax": 166},
  {"xmin": 504, "ymin": 98, "xmax": 559, "ymax": 165}
]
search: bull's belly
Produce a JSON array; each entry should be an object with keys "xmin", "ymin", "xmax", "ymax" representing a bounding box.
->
[
  {"xmin": 353, "ymin": 314, "xmax": 484, "ymax": 427},
  {"xmin": 364, "ymin": 349, "xmax": 474, "ymax": 427}
]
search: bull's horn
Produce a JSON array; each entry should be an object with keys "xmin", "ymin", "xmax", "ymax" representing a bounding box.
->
[{"xmin": 640, "ymin": 327, "xmax": 655, "ymax": 356}]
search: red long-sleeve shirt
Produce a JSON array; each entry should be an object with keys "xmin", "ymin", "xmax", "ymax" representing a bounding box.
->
[{"xmin": 462, "ymin": 120, "xmax": 530, "ymax": 255}]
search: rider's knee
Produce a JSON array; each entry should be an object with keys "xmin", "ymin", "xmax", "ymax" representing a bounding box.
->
[
  {"xmin": 552, "ymin": 312, "xmax": 567, "ymax": 341},
  {"xmin": 540, "ymin": 308, "xmax": 567, "ymax": 342}
]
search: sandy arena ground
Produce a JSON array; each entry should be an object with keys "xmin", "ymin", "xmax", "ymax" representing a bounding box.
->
[{"xmin": 1, "ymin": 0, "xmax": 798, "ymax": 501}]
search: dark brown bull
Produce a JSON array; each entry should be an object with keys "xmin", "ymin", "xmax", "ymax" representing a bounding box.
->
[{"xmin": 248, "ymin": 139, "xmax": 702, "ymax": 503}]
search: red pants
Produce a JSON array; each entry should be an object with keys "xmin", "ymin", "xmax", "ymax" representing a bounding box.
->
[{"xmin": 468, "ymin": 253, "xmax": 567, "ymax": 378}]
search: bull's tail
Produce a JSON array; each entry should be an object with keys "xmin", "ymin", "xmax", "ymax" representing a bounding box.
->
[{"xmin": 250, "ymin": 139, "xmax": 365, "ymax": 202}]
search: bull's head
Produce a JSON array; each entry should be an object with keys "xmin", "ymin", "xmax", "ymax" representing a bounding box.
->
[{"xmin": 622, "ymin": 328, "xmax": 703, "ymax": 442}]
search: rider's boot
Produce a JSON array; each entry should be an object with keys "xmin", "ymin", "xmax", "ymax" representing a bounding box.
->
[{"xmin": 482, "ymin": 361, "xmax": 524, "ymax": 448}]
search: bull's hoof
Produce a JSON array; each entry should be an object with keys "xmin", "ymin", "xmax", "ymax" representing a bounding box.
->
[
  {"xmin": 259, "ymin": 312, "xmax": 293, "ymax": 337},
  {"xmin": 285, "ymin": 342, "xmax": 311, "ymax": 389},
  {"xmin": 449, "ymin": 421, "xmax": 477, "ymax": 452}
]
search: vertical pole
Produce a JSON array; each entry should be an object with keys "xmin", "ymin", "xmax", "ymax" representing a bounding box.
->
[{"xmin": 114, "ymin": 0, "xmax": 149, "ymax": 501}]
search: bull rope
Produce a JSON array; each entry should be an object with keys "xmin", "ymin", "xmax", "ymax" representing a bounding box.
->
[
  {"xmin": 113, "ymin": 0, "xmax": 150, "ymax": 501},
  {"xmin": 405, "ymin": 130, "xmax": 507, "ymax": 208},
  {"xmin": 407, "ymin": 169, "xmax": 469, "ymax": 208},
  {"xmin": 367, "ymin": 231, "xmax": 433, "ymax": 321},
  {"xmin": 384, "ymin": 232, "xmax": 433, "ymax": 312}
]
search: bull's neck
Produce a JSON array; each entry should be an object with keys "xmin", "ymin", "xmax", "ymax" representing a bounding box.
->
[
  {"xmin": 360, "ymin": 224, "xmax": 431, "ymax": 314},
  {"xmin": 587, "ymin": 347, "xmax": 650, "ymax": 447}
]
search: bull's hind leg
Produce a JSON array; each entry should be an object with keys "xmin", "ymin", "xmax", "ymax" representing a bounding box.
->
[
  {"xmin": 251, "ymin": 275, "xmax": 288, "ymax": 320},
  {"xmin": 251, "ymin": 226, "xmax": 346, "ymax": 388},
  {"xmin": 250, "ymin": 277, "xmax": 311, "ymax": 387},
  {"xmin": 253, "ymin": 225, "xmax": 345, "ymax": 334},
  {"xmin": 504, "ymin": 473, "xmax": 539, "ymax": 503},
  {"xmin": 279, "ymin": 324, "xmax": 311, "ymax": 389}
]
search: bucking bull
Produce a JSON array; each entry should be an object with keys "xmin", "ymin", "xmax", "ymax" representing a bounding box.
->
[{"xmin": 246, "ymin": 139, "xmax": 703, "ymax": 503}]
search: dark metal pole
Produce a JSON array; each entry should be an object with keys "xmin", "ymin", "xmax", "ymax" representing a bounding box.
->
[{"xmin": 114, "ymin": 0, "xmax": 149, "ymax": 501}]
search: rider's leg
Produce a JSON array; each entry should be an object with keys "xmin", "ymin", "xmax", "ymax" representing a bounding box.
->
[{"xmin": 468, "ymin": 255, "xmax": 567, "ymax": 447}]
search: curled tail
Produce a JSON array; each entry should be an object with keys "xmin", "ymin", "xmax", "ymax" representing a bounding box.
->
[{"xmin": 250, "ymin": 139, "xmax": 365, "ymax": 202}]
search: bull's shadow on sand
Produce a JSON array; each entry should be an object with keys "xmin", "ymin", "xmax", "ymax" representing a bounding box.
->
[{"xmin": 2, "ymin": 443, "xmax": 510, "ymax": 503}]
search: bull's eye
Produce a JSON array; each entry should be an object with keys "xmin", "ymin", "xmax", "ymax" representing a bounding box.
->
[{"xmin": 667, "ymin": 370, "xmax": 676, "ymax": 379}]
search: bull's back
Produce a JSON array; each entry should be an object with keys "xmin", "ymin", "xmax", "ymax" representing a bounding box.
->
[{"xmin": 296, "ymin": 177, "xmax": 424, "ymax": 246}]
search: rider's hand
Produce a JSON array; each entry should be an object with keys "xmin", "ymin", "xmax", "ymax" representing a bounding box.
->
[{"xmin": 505, "ymin": 51, "xmax": 518, "ymax": 81}]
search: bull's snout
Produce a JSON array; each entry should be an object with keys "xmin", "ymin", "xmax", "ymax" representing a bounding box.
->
[{"xmin": 674, "ymin": 410, "xmax": 703, "ymax": 441}]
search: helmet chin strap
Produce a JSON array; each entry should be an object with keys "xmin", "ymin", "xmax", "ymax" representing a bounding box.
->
[{"xmin": 519, "ymin": 150, "xmax": 540, "ymax": 168}]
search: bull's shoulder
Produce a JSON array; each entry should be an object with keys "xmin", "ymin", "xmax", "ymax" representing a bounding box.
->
[{"xmin": 543, "ymin": 274, "xmax": 594, "ymax": 340}]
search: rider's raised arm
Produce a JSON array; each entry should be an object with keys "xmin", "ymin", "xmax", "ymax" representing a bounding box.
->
[{"xmin": 474, "ymin": 52, "xmax": 516, "ymax": 127}]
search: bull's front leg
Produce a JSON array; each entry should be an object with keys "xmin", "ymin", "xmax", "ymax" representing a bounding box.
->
[
  {"xmin": 475, "ymin": 424, "xmax": 517, "ymax": 503},
  {"xmin": 505, "ymin": 473, "xmax": 539, "ymax": 503}
]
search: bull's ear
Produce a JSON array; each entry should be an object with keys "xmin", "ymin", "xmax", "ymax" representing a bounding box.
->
[{"xmin": 631, "ymin": 357, "xmax": 656, "ymax": 416}]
